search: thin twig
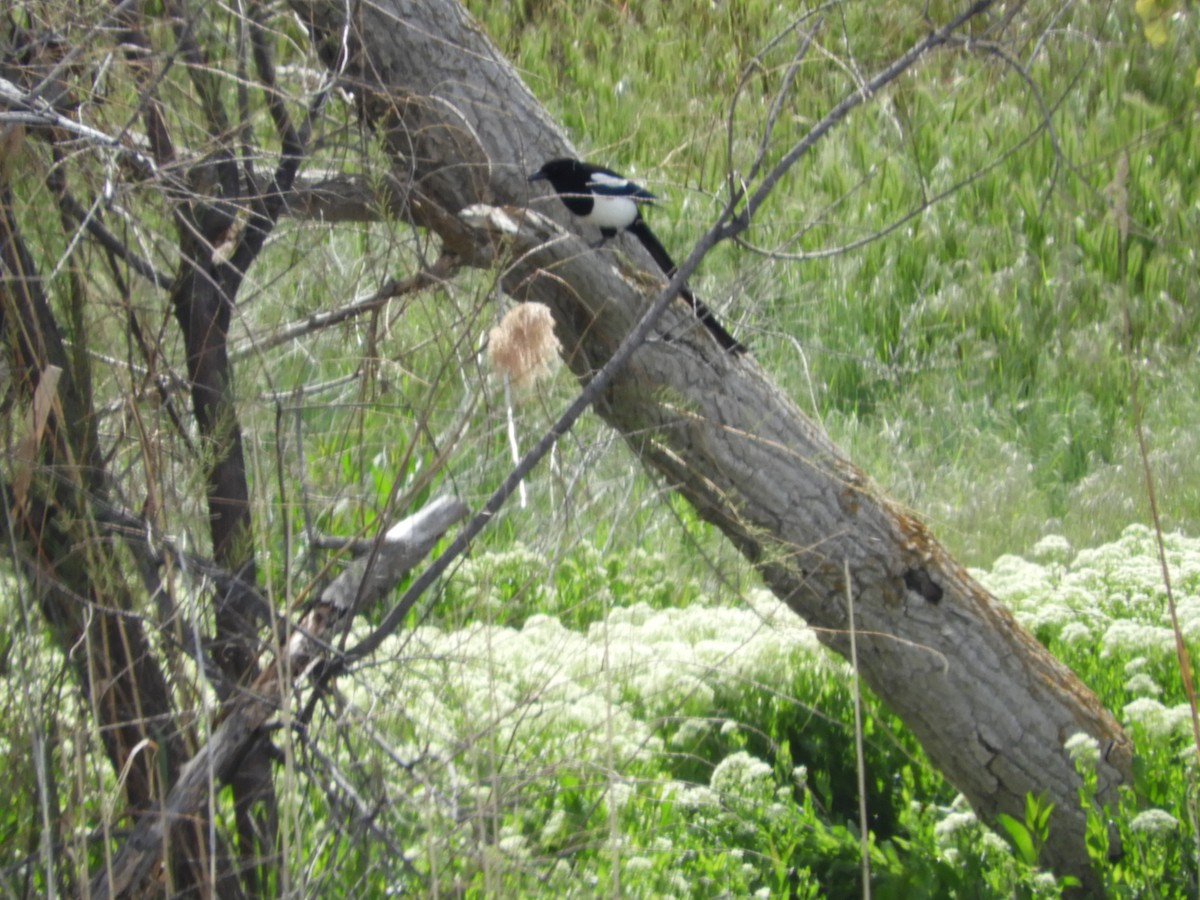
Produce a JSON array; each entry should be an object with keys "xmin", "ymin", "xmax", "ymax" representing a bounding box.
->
[
  {"xmin": 1127, "ymin": 332, "xmax": 1200, "ymax": 767},
  {"xmin": 50, "ymin": 174, "xmax": 171, "ymax": 288},
  {"xmin": 724, "ymin": 0, "xmax": 997, "ymax": 243},
  {"xmin": 230, "ymin": 254, "xmax": 459, "ymax": 359},
  {"xmin": 846, "ymin": 559, "xmax": 871, "ymax": 899},
  {"xmin": 0, "ymin": 82, "xmax": 159, "ymax": 176}
]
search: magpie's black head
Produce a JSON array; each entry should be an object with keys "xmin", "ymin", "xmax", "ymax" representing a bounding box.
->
[{"xmin": 528, "ymin": 158, "xmax": 585, "ymax": 190}]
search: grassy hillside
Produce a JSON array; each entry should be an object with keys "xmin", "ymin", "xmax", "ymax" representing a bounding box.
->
[{"xmin": 469, "ymin": 0, "xmax": 1200, "ymax": 567}]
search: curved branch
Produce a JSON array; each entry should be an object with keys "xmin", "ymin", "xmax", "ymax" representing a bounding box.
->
[{"xmin": 727, "ymin": 0, "xmax": 997, "ymax": 241}]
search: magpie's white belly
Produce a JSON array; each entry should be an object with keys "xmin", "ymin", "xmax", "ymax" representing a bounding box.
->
[{"xmin": 583, "ymin": 194, "xmax": 639, "ymax": 231}]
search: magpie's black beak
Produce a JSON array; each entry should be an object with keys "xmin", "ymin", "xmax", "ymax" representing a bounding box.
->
[{"xmin": 528, "ymin": 170, "xmax": 546, "ymax": 183}]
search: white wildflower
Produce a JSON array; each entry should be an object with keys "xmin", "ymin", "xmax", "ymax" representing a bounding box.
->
[
  {"xmin": 497, "ymin": 831, "xmax": 529, "ymax": 857},
  {"xmin": 1130, "ymin": 809, "xmax": 1178, "ymax": 836},
  {"xmin": 548, "ymin": 859, "xmax": 572, "ymax": 886},
  {"xmin": 673, "ymin": 783, "xmax": 720, "ymax": 816},
  {"xmin": 974, "ymin": 554, "xmax": 1052, "ymax": 609},
  {"xmin": 541, "ymin": 807, "xmax": 570, "ymax": 844},
  {"xmin": 711, "ymin": 751, "xmax": 773, "ymax": 799},
  {"xmin": 981, "ymin": 830, "xmax": 1011, "ymax": 855},
  {"xmin": 1031, "ymin": 534, "xmax": 1073, "ymax": 566},
  {"xmin": 623, "ymin": 856, "xmax": 653, "ymax": 874},
  {"xmin": 1123, "ymin": 698, "xmax": 1193, "ymax": 739},
  {"xmin": 669, "ymin": 718, "xmax": 710, "ymax": 748},
  {"xmin": 1019, "ymin": 601, "xmax": 1081, "ymax": 631},
  {"xmin": 1059, "ymin": 621, "xmax": 1092, "ymax": 645},
  {"xmin": 666, "ymin": 873, "xmax": 690, "ymax": 894},
  {"xmin": 1101, "ymin": 620, "xmax": 1174, "ymax": 657},
  {"xmin": 608, "ymin": 779, "xmax": 635, "ymax": 812},
  {"xmin": 1032, "ymin": 872, "xmax": 1059, "ymax": 891},
  {"xmin": 934, "ymin": 810, "xmax": 978, "ymax": 843},
  {"xmin": 1064, "ymin": 732, "xmax": 1101, "ymax": 768},
  {"xmin": 1123, "ymin": 697, "xmax": 1168, "ymax": 731},
  {"xmin": 1179, "ymin": 598, "xmax": 1200, "ymax": 641},
  {"xmin": 1124, "ymin": 673, "xmax": 1162, "ymax": 696}
]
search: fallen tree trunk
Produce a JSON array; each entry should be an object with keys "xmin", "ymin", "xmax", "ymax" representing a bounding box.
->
[{"xmin": 290, "ymin": 0, "xmax": 1130, "ymax": 888}]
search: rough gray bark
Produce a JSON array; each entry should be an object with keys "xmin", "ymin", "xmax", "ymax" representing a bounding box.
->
[{"xmin": 290, "ymin": 0, "xmax": 1131, "ymax": 888}]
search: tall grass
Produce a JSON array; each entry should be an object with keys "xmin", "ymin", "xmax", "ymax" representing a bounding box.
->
[{"xmin": 469, "ymin": 0, "xmax": 1200, "ymax": 566}]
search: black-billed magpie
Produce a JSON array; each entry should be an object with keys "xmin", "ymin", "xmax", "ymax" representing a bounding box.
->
[{"xmin": 529, "ymin": 158, "xmax": 745, "ymax": 355}]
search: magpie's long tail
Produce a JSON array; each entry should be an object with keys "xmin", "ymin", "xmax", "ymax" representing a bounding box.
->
[{"xmin": 627, "ymin": 219, "xmax": 746, "ymax": 355}]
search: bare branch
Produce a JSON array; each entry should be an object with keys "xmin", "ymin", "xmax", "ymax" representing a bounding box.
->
[
  {"xmin": 0, "ymin": 78, "xmax": 159, "ymax": 175},
  {"xmin": 87, "ymin": 496, "xmax": 468, "ymax": 900},
  {"xmin": 231, "ymin": 253, "xmax": 459, "ymax": 359},
  {"xmin": 724, "ymin": 0, "xmax": 998, "ymax": 242},
  {"xmin": 277, "ymin": 172, "xmax": 411, "ymax": 222}
]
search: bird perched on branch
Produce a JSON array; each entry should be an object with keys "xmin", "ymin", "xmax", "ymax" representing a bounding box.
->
[{"xmin": 529, "ymin": 157, "xmax": 745, "ymax": 355}]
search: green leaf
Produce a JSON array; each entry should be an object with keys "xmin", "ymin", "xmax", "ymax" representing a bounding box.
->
[{"xmin": 996, "ymin": 813, "xmax": 1038, "ymax": 866}]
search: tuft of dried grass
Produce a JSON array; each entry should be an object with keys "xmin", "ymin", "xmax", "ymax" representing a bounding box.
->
[{"xmin": 487, "ymin": 302, "xmax": 561, "ymax": 387}]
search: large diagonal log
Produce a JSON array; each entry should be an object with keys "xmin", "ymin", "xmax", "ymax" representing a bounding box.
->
[{"xmin": 291, "ymin": 0, "xmax": 1129, "ymax": 887}]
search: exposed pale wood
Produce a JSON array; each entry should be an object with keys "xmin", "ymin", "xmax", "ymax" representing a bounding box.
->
[{"xmin": 286, "ymin": 1, "xmax": 1131, "ymax": 888}]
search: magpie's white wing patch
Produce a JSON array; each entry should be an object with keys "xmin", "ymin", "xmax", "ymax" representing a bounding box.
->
[
  {"xmin": 588, "ymin": 169, "xmax": 656, "ymax": 202},
  {"xmin": 588, "ymin": 170, "xmax": 632, "ymax": 190}
]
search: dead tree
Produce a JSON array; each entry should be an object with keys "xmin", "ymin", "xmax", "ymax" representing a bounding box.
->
[{"xmin": 284, "ymin": 0, "xmax": 1130, "ymax": 888}]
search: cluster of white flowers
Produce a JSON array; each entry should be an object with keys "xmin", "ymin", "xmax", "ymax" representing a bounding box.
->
[
  {"xmin": 331, "ymin": 524, "xmax": 1200, "ymax": 889},
  {"xmin": 710, "ymin": 750, "xmax": 774, "ymax": 798},
  {"xmin": 666, "ymin": 780, "xmax": 721, "ymax": 817},
  {"xmin": 974, "ymin": 524, "xmax": 1200, "ymax": 688},
  {"xmin": 1129, "ymin": 808, "xmax": 1179, "ymax": 837},
  {"xmin": 1030, "ymin": 534, "xmax": 1074, "ymax": 566},
  {"xmin": 1124, "ymin": 672, "xmax": 1163, "ymax": 697},
  {"xmin": 932, "ymin": 794, "xmax": 976, "ymax": 837},
  {"xmin": 1031, "ymin": 871, "xmax": 1061, "ymax": 892},
  {"xmin": 447, "ymin": 543, "xmax": 554, "ymax": 613},
  {"xmin": 334, "ymin": 579, "xmax": 835, "ymax": 878},
  {"xmin": 1100, "ymin": 620, "xmax": 1176, "ymax": 657},
  {"xmin": 1121, "ymin": 697, "xmax": 1195, "ymax": 739},
  {"xmin": 1064, "ymin": 731, "xmax": 1101, "ymax": 768},
  {"xmin": 972, "ymin": 552, "xmax": 1083, "ymax": 631},
  {"xmin": 1057, "ymin": 621, "xmax": 1093, "ymax": 645},
  {"xmin": 933, "ymin": 804, "xmax": 978, "ymax": 843}
]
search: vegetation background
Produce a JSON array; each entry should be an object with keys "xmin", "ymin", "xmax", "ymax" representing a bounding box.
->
[
  {"xmin": 469, "ymin": 0, "xmax": 1200, "ymax": 569},
  {"xmin": 2, "ymin": 0, "xmax": 1198, "ymax": 896}
]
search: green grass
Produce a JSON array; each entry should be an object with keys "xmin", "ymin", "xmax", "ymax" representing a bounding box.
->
[{"xmin": 465, "ymin": 0, "xmax": 1200, "ymax": 567}]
